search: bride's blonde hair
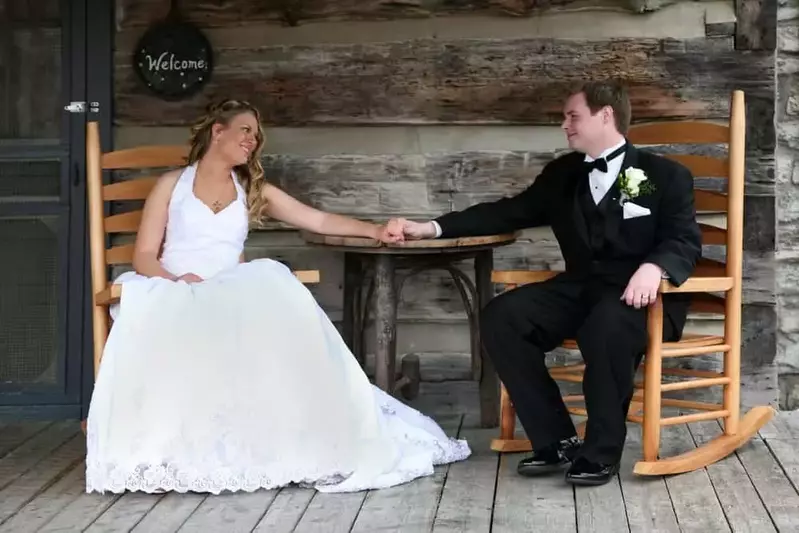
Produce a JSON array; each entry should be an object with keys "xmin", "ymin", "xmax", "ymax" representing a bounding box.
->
[{"xmin": 187, "ymin": 99, "xmax": 269, "ymax": 222}]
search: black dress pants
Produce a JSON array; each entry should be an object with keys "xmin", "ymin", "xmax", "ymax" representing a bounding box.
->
[{"xmin": 480, "ymin": 274, "xmax": 679, "ymax": 465}]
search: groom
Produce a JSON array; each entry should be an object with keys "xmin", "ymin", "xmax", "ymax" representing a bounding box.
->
[{"xmin": 390, "ymin": 81, "xmax": 702, "ymax": 486}]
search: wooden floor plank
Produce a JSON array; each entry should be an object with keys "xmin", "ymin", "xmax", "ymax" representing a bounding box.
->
[
  {"xmin": 252, "ymin": 487, "xmax": 315, "ymax": 532},
  {"xmin": 177, "ymin": 490, "xmax": 278, "ymax": 533},
  {"xmin": 0, "ymin": 422, "xmax": 52, "ymax": 459},
  {"xmin": 350, "ymin": 413, "xmax": 464, "ymax": 533},
  {"xmin": 292, "ymin": 490, "xmax": 367, "ymax": 533},
  {"xmin": 736, "ymin": 438, "xmax": 799, "ymax": 531},
  {"xmin": 765, "ymin": 439, "xmax": 799, "ymax": 492},
  {"xmin": 492, "ymin": 448, "xmax": 577, "ymax": 533},
  {"xmin": 85, "ymin": 492, "xmax": 164, "ymax": 533},
  {"xmin": 687, "ymin": 421, "xmax": 776, "ymax": 533},
  {"xmin": 618, "ymin": 425, "xmax": 680, "ymax": 533},
  {"xmin": 0, "ymin": 461, "xmax": 84, "ymax": 533},
  {"xmin": 659, "ymin": 425, "xmax": 730, "ymax": 533},
  {"xmin": 0, "ymin": 434, "xmax": 85, "ymax": 526},
  {"xmin": 432, "ymin": 428, "xmax": 498, "ymax": 533},
  {"xmin": 0, "ymin": 422, "xmax": 78, "ymax": 492},
  {"xmin": 759, "ymin": 411, "xmax": 799, "ymax": 440},
  {"xmin": 575, "ymin": 464, "xmax": 629, "ymax": 532},
  {"xmin": 37, "ymin": 486, "xmax": 121, "ymax": 532},
  {"xmin": 2, "ymin": 413, "xmax": 799, "ymax": 533},
  {"xmin": 351, "ymin": 471, "xmax": 446, "ymax": 532},
  {"xmin": 130, "ymin": 492, "xmax": 207, "ymax": 533}
]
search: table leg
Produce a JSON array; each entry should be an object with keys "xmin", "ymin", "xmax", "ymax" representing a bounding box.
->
[
  {"xmin": 341, "ymin": 252, "xmax": 363, "ymax": 365},
  {"xmin": 373, "ymin": 254, "xmax": 397, "ymax": 392},
  {"xmin": 475, "ymin": 250, "xmax": 499, "ymax": 428}
]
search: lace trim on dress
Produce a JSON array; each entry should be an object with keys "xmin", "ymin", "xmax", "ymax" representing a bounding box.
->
[{"xmin": 85, "ymin": 399, "xmax": 470, "ymax": 495}]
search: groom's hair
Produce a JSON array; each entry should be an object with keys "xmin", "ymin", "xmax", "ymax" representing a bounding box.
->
[{"xmin": 570, "ymin": 80, "xmax": 631, "ymax": 135}]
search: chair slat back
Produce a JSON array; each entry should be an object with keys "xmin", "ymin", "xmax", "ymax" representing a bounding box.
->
[
  {"xmin": 627, "ymin": 90, "xmax": 746, "ymax": 315},
  {"xmin": 627, "ymin": 122, "xmax": 730, "ymax": 144},
  {"xmin": 86, "ymin": 121, "xmax": 189, "ymax": 296},
  {"xmin": 101, "ymin": 145, "xmax": 190, "ymax": 170}
]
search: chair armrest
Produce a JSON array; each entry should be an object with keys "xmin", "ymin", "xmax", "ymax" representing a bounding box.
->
[
  {"xmin": 294, "ymin": 270, "xmax": 320, "ymax": 284},
  {"xmin": 659, "ymin": 276, "xmax": 734, "ymax": 294},
  {"xmin": 491, "ymin": 270, "xmax": 562, "ymax": 285},
  {"xmin": 95, "ymin": 284, "xmax": 121, "ymax": 306},
  {"xmin": 94, "ymin": 269, "xmax": 320, "ymax": 307}
]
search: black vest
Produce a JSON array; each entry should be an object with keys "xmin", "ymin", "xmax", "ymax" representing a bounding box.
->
[{"xmin": 577, "ymin": 176, "xmax": 609, "ymax": 256}]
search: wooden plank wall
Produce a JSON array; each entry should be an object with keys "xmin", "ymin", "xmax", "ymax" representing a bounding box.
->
[{"xmin": 112, "ymin": 0, "xmax": 778, "ymax": 406}]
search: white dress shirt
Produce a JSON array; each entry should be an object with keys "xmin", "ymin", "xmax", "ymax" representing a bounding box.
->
[{"xmin": 585, "ymin": 139, "xmax": 626, "ymax": 205}]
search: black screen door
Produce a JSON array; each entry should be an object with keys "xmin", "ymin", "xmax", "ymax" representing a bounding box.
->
[{"xmin": 0, "ymin": 0, "xmax": 108, "ymax": 419}]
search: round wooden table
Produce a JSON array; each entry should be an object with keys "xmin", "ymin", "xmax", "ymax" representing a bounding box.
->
[{"xmin": 302, "ymin": 231, "xmax": 518, "ymax": 427}]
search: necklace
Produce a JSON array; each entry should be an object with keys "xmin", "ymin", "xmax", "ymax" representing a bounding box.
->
[{"xmin": 211, "ymin": 200, "xmax": 223, "ymax": 213}]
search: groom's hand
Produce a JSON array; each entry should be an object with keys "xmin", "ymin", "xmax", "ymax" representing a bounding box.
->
[
  {"xmin": 401, "ymin": 219, "xmax": 438, "ymax": 240},
  {"xmin": 621, "ymin": 263, "xmax": 664, "ymax": 309}
]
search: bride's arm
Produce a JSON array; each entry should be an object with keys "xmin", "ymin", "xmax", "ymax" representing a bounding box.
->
[
  {"xmin": 132, "ymin": 171, "xmax": 182, "ymax": 280},
  {"xmin": 262, "ymin": 182, "xmax": 384, "ymax": 239}
]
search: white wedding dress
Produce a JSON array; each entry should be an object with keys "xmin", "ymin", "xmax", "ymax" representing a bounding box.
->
[{"xmin": 85, "ymin": 163, "xmax": 470, "ymax": 495}]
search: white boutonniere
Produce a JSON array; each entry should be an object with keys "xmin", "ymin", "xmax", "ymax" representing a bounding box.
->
[{"xmin": 618, "ymin": 167, "xmax": 655, "ymax": 205}]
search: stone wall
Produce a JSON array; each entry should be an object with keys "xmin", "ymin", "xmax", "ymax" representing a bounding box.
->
[{"xmin": 777, "ymin": 0, "xmax": 799, "ymax": 408}]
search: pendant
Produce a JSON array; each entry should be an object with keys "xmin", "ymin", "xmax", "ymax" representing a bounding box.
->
[{"xmin": 211, "ymin": 200, "xmax": 222, "ymax": 213}]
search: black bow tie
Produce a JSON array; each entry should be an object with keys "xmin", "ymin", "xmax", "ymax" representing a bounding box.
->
[
  {"xmin": 584, "ymin": 158, "xmax": 608, "ymax": 173},
  {"xmin": 583, "ymin": 144, "xmax": 627, "ymax": 175}
]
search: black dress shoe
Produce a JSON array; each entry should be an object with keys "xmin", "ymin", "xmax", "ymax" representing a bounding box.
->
[
  {"xmin": 564, "ymin": 456, "xmax": 620, "ymax": 486},
  {"xmin": 517, "ymin": 437, "xmax": 581, "ymax": 477}
]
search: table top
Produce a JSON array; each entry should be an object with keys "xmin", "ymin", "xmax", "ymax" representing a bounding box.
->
[{"xmin": 300, "ymin": 231, "xmax": 518, "ymax": 254}]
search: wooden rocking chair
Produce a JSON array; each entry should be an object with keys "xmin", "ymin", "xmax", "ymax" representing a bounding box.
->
[
  {"xmin": 488, "ymin": 90, "xmax": 774, "ymax": 475},
  {"xmin": 83, "ymin": 120, "xmax": 320, "ymax": 396}
]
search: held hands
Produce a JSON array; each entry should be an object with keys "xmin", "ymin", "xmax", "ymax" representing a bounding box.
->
[
  {"xmin": 383, "ymin": 218, "xmax": 437, "ymax": 241},
  {"xmin": 621, "ymin": 262, "xmax": 664, "ymax": 309},
  {"xmin": 376, "ymin": 218, "xmax": 407, "ymax": 244}
]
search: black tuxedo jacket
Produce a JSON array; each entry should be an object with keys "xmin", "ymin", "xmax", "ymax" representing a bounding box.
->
[{"xmin": 435, "ymin": 142, "xmax": 703, "ymax": 332}]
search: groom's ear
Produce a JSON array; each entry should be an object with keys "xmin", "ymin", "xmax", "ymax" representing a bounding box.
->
[{"xmin": 601, "ymin": 105, "xmax": 614, "ymax": 126}]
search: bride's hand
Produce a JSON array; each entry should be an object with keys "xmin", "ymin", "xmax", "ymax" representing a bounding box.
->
[
  {"xmin": 377, "ymin": 219, "xmax": 405, "ymax": 244},
  {"xmin": 177, "ymin": 273, "xmax": 204, "ymax": 284}
]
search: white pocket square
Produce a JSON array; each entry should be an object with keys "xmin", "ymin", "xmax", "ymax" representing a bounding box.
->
[{"xmin": 622, "ymin": 202, "xmax": 651, "ymax": 220}]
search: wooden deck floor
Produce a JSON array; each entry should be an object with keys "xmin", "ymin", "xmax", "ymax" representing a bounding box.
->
[{"xmin": 2, "ymin": 398, "xmax": 799, "ymax": 532}]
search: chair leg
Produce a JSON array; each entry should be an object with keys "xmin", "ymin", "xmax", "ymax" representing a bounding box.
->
[
  {"xmin": 633, "ymin": 298, "xmax": 775, "ymax": 476},
  {"xmin": 722, "ymin": 325, "xmax": 741, "ymax": 436},
  {"xmin": 642, "ymin": 300, "xmax": 664, "ymax": 463},
  {"xmin": 82, "ymin": 304, "xmax": 110, "ymax": 438},
  {"xmin": 490, "ymin": 383, "xmax": 533, "ymax": 452}
]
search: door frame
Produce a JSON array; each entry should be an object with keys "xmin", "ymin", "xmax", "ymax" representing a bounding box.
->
[
  {"xmin": 79, "ymin": 0, "xmax": 115, "ymax": 420},
  {"xmin": 0, "ymin": 0, "xmax": 114, "ymax": 420}
]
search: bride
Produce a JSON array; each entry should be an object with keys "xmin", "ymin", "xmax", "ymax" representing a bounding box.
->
[{"xmin": 85, "ymin": 99, "xmax": 470, "ymax": 495}]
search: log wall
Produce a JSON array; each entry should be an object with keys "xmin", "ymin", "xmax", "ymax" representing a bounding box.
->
[{"xmin": 113, "ymin": 0, "xmax": 780, "ymax": 408}]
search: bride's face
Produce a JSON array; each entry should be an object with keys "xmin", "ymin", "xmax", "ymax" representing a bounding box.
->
[{"xmin": 212, "ymin": 112, "xmax": 260, "ymax": 166}]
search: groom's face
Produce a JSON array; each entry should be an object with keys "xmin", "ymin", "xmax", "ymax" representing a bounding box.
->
[{"xmin": 562, "ymin": 92, "xmax": 606, "ymax": 154}]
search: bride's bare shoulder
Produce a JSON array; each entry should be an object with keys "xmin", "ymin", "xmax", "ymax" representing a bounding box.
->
[
  {"xmin": 157, "ymin": 168, "xmax": 183, "ymax": 186},
  {"xmin": 145, "ymin": 168, "xmax": 183, "ymax": 204}
]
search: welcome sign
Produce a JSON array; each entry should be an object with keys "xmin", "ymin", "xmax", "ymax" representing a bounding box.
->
[{"xmin": 133, "ymin": 17, "xmax": 213, "ymax": 101}]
